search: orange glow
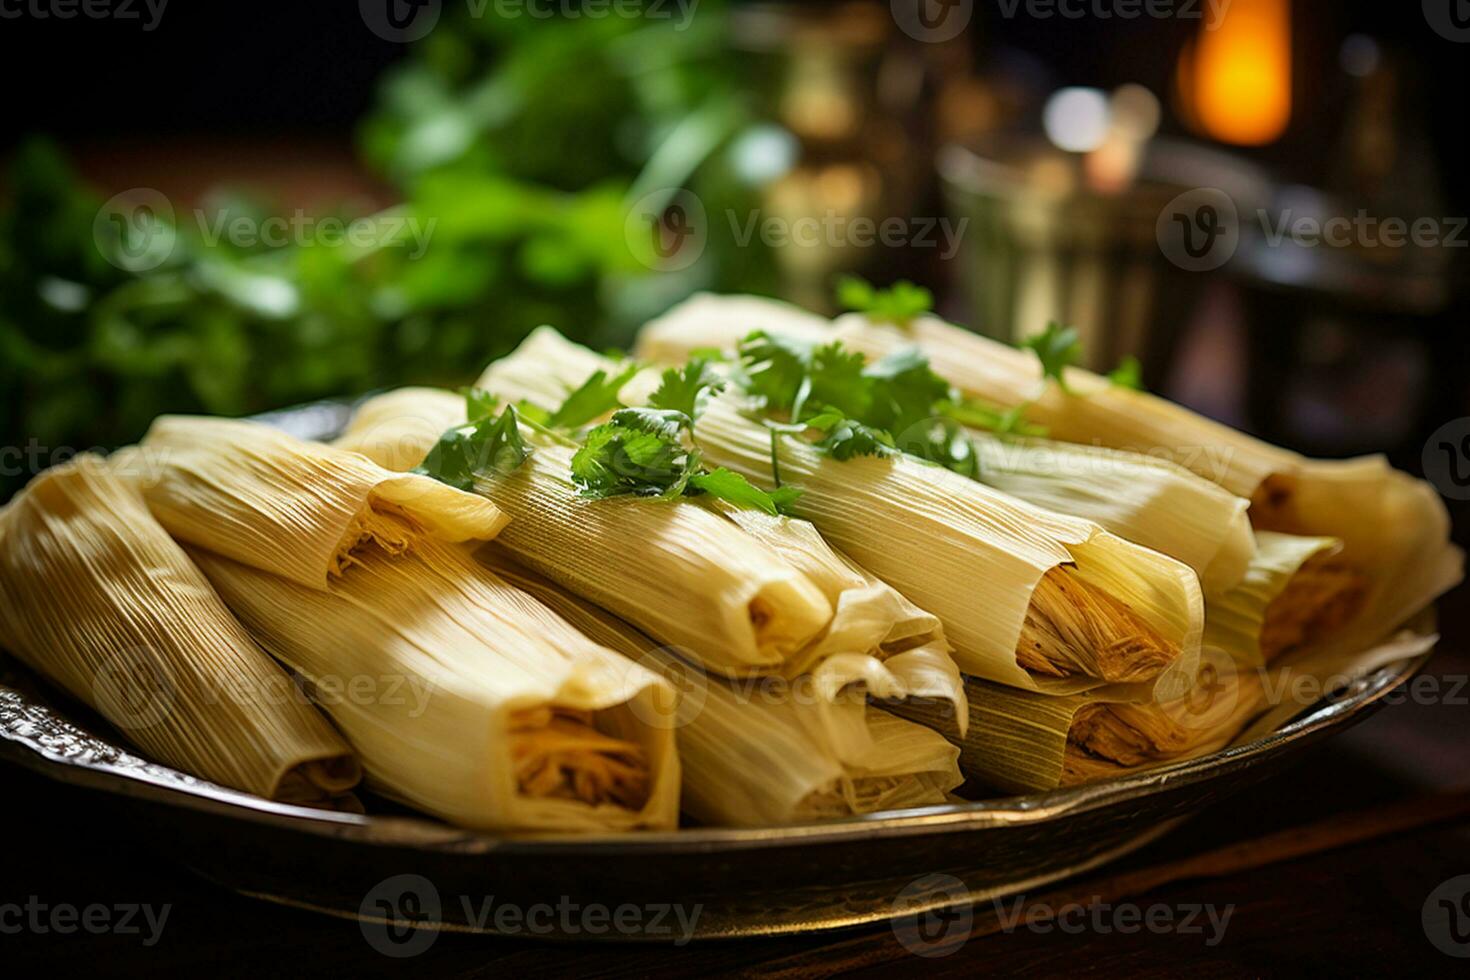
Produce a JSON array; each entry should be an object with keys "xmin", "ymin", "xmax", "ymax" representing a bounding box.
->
[{"xmin": 1179, "ymin": 0, "xmax": 1291, "ymax": 146}]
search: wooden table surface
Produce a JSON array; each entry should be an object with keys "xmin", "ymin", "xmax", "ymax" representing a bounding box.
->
[{"xmin": 4, "ymin": 620, "xmax": 1468, "ymax": 978}]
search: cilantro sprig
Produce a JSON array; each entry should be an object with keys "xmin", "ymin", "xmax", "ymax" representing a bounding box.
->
[
  {"xmin": 737, "ymin": 330, "xmax": 985, "ymax": 478},
  {"xmin": 414, "ymin": 389, "xmax": 531, "ymax": 491},
  {"xmin": 1021, "ymin": 321, "xmax": 1082, "ymax": 394},
  {"xmin": 837, "ymin": 275, "xmax": 934, "ymax": 327},
  {"xmin": 564, "ymin": 361, "xmax": 801, "ymax": 517}
]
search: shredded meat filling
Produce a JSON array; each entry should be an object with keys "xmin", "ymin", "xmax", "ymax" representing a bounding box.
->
[
  {"xmin": 510, "ymin": 707, "xmax": 650, "ymax": 809},
  {"xmin": 1016, "ymin": 565, "xmax": 1177, "ymax": 683}
]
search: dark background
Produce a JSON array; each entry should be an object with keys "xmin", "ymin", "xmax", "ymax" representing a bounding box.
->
[{"xmin": 2, "ymin": 2, "xmax": 1469, "ymax": 974}]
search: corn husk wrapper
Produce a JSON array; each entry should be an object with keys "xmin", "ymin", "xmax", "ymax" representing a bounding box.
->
[
  {"xmin": 334, "ymin": 387, "xmax": 468, "ymax": 471},
  {"xmin": 894, "ymin": 654, "xmax": 1263, "ymax": 794},
  {"xmin": 476, "ymin": 327, "xmax": 967, "ymax": 728},
  {"xmin": 1205, "ymin": 531, "xmax": 1367, "ymax": 666},
  {"xmin": 0, "ymin": 456, "xmax": 359, "ymax": 803},
  {"xmin": 827, "ymin": 312, "xmax": 1463, "ymax": 653},
  {"xmin": 122, "ymin": 415, "xmax": 507, "ymax": 590},
  {"xmin": 695, "ymin": 391, "xmax": 1205, "ymax": 699},
  {"xmin": 190, "ymin": 537, "xmax": 680, "ymax": 832},
  {"xmin": 479, "ymin": 549, "xmax": 963, "ymax": 826},
  {"xmin": 968, "ymin": 433, "xmax": 1255, "ymax": 594},
  {"xmin": 636, "ymin": 294, "xmax": 1462, "ymax": 675},
  {"xmin": 636, "ymin": 292, "xmax": 831, "ymax": 366},
  {"xmin": 336, "ymin": 390, "xmax": 835, "ymax": 679}
]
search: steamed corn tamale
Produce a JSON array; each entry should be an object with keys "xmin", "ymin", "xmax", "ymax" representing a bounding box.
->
[{"xmin": 0, "ymin": 456, "xmax": 359, "ymax": 803}]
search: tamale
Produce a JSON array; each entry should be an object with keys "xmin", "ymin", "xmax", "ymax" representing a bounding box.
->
[
  {"xmin": 893, "ymin": 656, "xmax": 1263, "ymax": 793},
  {"xmin": 191, "ymin": 535, "xmax": 680, "ymax": 832},
  {"xmin": 0, "ymin": 456, "xmax": 358, "ymax": 803},
  {"xmin": 634, "ymin": 293, "xmax": 1461, "ymax": 668},
  {"xmin": 334, "ymin": 386, "xmax": 468, "ymax": 471},
  {"xmin": 1206, "ymin": 532, "xmax": 1369, "ymax": 666},
  {"xmin": 124, "ymin": 414, "xmax": 508, "ymax": 590},
  {"xmin": 479, "ymin": 550, "xmax": 964, "ymax": 826},
  {"xmin": 693, "ymin": 389, "xmax": 1205, "ymax": 698},
  {"xmin": 474, "ymin": 328, "xmax": 967, "ymax": 724},
  {"xmin": 967, "ymin": 433, "xmax": 1255, "ymax": 593},
  {"xmin": 338, "ymin": 389, "xmax": 838, "ymax": 679}
]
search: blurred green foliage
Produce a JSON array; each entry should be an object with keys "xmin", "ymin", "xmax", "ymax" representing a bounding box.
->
[{"xmin": 0, "ymin": 0, "xmax": 783, "ymax": 496}]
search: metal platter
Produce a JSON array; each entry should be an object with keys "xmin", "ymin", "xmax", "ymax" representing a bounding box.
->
[{"xmin": 0, "ymin": 401, "xmax": 1440, "ymax": 940}]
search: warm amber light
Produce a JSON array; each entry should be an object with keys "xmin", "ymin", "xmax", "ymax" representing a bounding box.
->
[{"xmin": 1180, "ymin": 0, "xmax": 1291, "ymax": 146}]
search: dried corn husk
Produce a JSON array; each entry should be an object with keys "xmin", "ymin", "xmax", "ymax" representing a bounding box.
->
[
  {"xmin": 0, "ymin": 456, "xmax": 359, "ymax": 803},
  {"xmin": 334, "ymin": 389, "xmax": 835, "ymax": 679},
  {"xmin": 334, "ymin": 387, "xmax": 468, "ymax": 471},
  {"xmin": 120, "ymin": 415, "xmax": 507, "ymax": 590},
  {"xmin": 892, "ymin": 655, "xmax": 1262, "ymax": 793},
  {"xmin": 636, "ymin": 292, "xmax": 830, "ymax": 365},
  {"xmin": 191, "ymin": 535, "xmax": 679, "ymax": 832},
  {"xmin": 479, "ymin": 550, "xmax": 963, "ymax": 826},
  {"xmin": 1206, "ymin": 531, "xmax": 1368, "ymax": 666},
  {"xmin": 694, "ymin": 390, "xmax": 1204, "ymax": 699},
  {"xmin": 968, "ymin": 433, "xmax": 1255, "ymax": 594},
  {"xmin": 635, "ymin": 294, "xmax": 1461, "ymax": 674},
  {"xmin": 475, "ymin": 327, "xmax": 966, "ymax": 724}
]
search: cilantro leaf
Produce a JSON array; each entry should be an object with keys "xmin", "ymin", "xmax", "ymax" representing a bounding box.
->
[
  {"xmin": 415, "ymin": 405, "xmax": 531, "ymax": 491},
  {"xmin": 545, "ymin": 363, "xmax": 641, "ymax": 430},
  {"xmin": 648, "ymin": 355, "xmax": 724, "ymax": 420},
  {"xmin": 738, "ymin": 330, "xmax": 813, "ymax": 415},
  {"xmin": 807, "ymin": 411, "xmax": 897, "ymax": 461},
  {"xmin": 836, "ymin": 275, "xmax": 934, "ymax": 327},
  {"xmin": 1107, "ymin": 355, "xmax": 1144, "ymax": 391},
  {"xmin": 570, "ymin": 408, "xmax": 696, "ymax": 500},
  {"xmin": 1021, "ymin": 321, "xmax": 1082, "ymax": 393},
  {"xmin": 688, "ymin": 467, "xmax": 803, "ymax": 516},
  {"xmin": 461, "ymin": 387, "xmax": 499, "ymax": 423},
  {"xmin": 941, "ymin": 398, "xmax": 1047, "ymax": 438}
]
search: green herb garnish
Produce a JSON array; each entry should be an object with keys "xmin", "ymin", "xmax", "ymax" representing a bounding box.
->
[
  {"xmin": 545, "ymin": 363, "xmax": 642, "ymax": 430},
  {"xmin": 1107, "ymin": 355, "xmax": 1144, "ymax": 391},
  {"xmin": 836, "ymin": 275, "xmax": 934, "ymax": 327},
  {"xmin": 415, "ymin": 397, "xmax": 531, "ymax": 491},
  {"xmin": 570, "ymin": 404, "xmax": 799, "ymax": 517},
  {"xmin": 1021, "ymin": 321, "xmax": 1082, "ymax": 393},
  {"xmin": 647, "ymin": 355, "xmax": 724, "ymax": 420}
]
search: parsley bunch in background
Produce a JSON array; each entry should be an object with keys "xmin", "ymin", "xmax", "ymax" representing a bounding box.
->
[{"xmin": 0, "ymin": 1, "xmax": 779, "ymax": 500}]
